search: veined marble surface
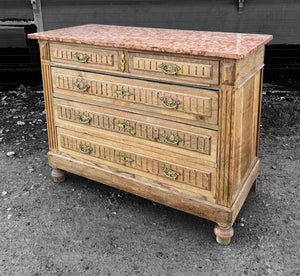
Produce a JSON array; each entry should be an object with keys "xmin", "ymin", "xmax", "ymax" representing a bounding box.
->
[{"xmin": 29, "ymin": 24, "xmax": 272, "ymax": 59}]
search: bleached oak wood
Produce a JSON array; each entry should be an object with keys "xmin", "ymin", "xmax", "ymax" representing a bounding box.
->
[
  {"xmin": 52, "ymin": 98, "xmax": 218, "ymax": 163},
  {"xmin": 36, "ymin": 30, "xmax": 268, "ymax": 245},
  {"xmin": 51, "ymin": 168, "xmax": 66, "ymax": 183},
  {"xmin": 48, "ymin": 151, "xmax": 231, "ymax": 221},
  {"xmin": 56, "ymin": 127, "xmax": 217, "ymax": 201},
  {"xmin": 40, "ymin": 40, "xmax": 57, "ymax": 152},
  {"xmin": 214, "ymin": 223, "xmax": 234, "ymax": 245},
  {"xmin": 51, "ymin": 67, "xmax": 219, "ymax": 127},
  {"xmin": 128, "ymin": 51, "xmax": 219, "ymax": 85}
]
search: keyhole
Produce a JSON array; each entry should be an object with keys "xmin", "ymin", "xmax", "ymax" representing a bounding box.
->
[{"xmin": 202, "ymin": 67, "xmax": 205, "ymax": 76}]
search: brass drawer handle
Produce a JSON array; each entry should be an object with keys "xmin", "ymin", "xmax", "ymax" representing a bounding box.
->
[
  {"xmin": 116, "ymin": 123, "xmax": 133, "ymax": 130},
  {"xmin": 118, "ymin": 155, "xmax": 134, "ymax": 162},
  {"xmin": 74, "ymin": 82, "xmax": 90, "ymax": 92},
  {"xmin": 162, "ymin": 134, "xmax": 182, "ymax": 145},
  {"xmin": 161, "ymin": 167, "xmax": 180, "ymax": 180},
  {"xmin": 79, "ymin": 144, "xmax": 92, "ymax": 154},
  {"xmin": 74, "ymin": 53, "xmax": 89, "ymax": 63},
  {"xmin": 77, "ymin": 114, "xmax": 92, "ymax": 124},
  {"xmin": 159, "ymin": 63, "xmax": 181, "ymax": 75},
  {"xmin": 160, "ymin": 97, "xmax": 180, "ymax": 109},
  {"xmin": 115, "ymin": 90, "xmax": 132, "ymax": 96}
]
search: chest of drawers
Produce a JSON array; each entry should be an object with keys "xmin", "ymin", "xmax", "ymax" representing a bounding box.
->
[{"xmin": 29, "ymin": 24, "xmax": 272, "ymax": 244}]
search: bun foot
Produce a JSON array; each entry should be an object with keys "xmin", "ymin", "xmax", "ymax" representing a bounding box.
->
[
  {"xmin": 51, "ymin": 168, "xmax": 67, "ymax": 183},
  {"xmin": 214, "ymin": 223, "xmax": 234, "ymax": 245}
]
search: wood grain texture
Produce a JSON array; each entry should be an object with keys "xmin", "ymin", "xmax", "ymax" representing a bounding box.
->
[
  {"xmin": 214, "ymin": 223, "xmax": 234, "ymax": 245},
  {"xmin": 50, "ymin": 42, "xmax": 119, "ymax": 71},
  {"xmin": 59, "ymin": 132, "xmax": 213, "ymax": 192},
  {"xmin": 129, "ymin": 52, "xmax": 219, "ymax": 85},
  {"xmin": 48, "ymin": 151, "xmax": 231, "ymax": 222},
  {"xmin": 56, "ymin": 127, "xmax": 217, "ymax": 201},
  {"xmin": 236, "ymin": 47, "xmax": 265, "ymax": 87},
  {"xmin": 216, "ymin": 84, "xmax": 234, "ymax": 206},
  {"xmin": 35, "ymin": 28, "xmax": 269, "ymax": 243},
  {"xmin": 231, "ymin": 158, "xmax": 260, "ymax": 223},
  {"xmin": 220, "ymin": 60, "xmax": 236, "ymax": 86},
  {"xmin": 53, "ymin": 102, "xmax": 218, "ymax": 169},
  {"xmin": 218, "ymin": 50, "xmax": 265, "ymax": 207},
  {"xmin": 40, "ymin": 40, "xmax": 57, "ymax": 152},
  {"xmin": 57, "ymin": 104, "xmax": 212, "ymax": 155},
  {"xmin": 229, "ymin": 70, "xmax": 262, "ymax": 203},
  {"xmin": 51, "ymin": 67, "xmax": 219, "ymax": 126}
]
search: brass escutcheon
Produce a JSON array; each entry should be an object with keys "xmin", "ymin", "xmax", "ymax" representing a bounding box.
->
[
  {"xmin": 74, "ymin": 82, "xmax": 90, "ymax": 92},
  {"xmin": 161, "ymin": 167, "xmax": 180, "ymax": 180},
  {"xmin": 118, "ymin": 155, "xmax": 134, "ymax": 162},
  {"xmin": 159, "ymin": 63, "xmax": 181, "ymax": 75},
  {"xmin": 77, "ymin": 114, "xmax": 92, "ymax": 124},
  {"xmin": 160, "ymin": 97, "xmax": 180, "ymax": 109},
  {"xmin": 79, "ymin": 144, "xmax": 92, "ymax": 154},
  {"xmin": 74, "ymin": 53, "xmax": 89, "ymax": 63},
  {"xmin": 116, "ymin": 123, "xmax": 133, "ymax": 130},
  {"xmin": 120, "ymin": 52, "xmax": 126, "ymax": 72},
  {"xmin": 162, "ymin": 134, "xmax": 182, "ymax": 145}
]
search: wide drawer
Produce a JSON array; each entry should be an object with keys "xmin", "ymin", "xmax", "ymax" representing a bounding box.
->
[
  {"xmin": 57, "ymin": 128, "xmax": 217, "ymax": 200},
  {"xmin": 50, "ymin": 42, "xmax": 120, "ymax": 72},
  {"xmin": 51, "ymin": 67, "xmax": 219, "ymax": 126},
  {"xmin": 128, "ymin": 52, "xmax": 219, "ymax": 86},
  {"xmin": 53, "ymin": 98, "xmax": 217, "ymax": 163}
]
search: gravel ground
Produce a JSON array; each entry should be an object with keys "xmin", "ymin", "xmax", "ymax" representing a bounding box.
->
[{"xmin": 0, "ymin": 83, "xmax": 299, "ymax": 276}]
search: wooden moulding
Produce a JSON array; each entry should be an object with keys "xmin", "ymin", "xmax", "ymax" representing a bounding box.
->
[
  {"xmin": 48, "ymin": 152, "xmax": 232, "ymax": 224},
  {"xmin": 52, "ymin": 97, "xmax": 218, "ymax": 166},
  {"xmin": 236, "ymin": 47, "xmax": 265, "ymax": 88},
  {"xmin": 48, "ymin": 41, "xmax": 221, "ymax": 90},
  {"xmin": 216, "ymin": 84, "xmax": 234, "ymax": 207},
  {"xmin": 127, "ymin": 51, "xmax": 220, "ymax": 85},
  {"xmin": 48, "ymin": 151, "xmax": 260, "ymax": 226},
  {"xmin": 39, "ymin": 40, "xmax": 57, "ymax": 152},
  {"xmin": 231, "ymin": 158, "xmax": 260, "ymax": 223},
  {"xmin": 50, "ymin": 66, "xmax": 219, "ymax": 127}
]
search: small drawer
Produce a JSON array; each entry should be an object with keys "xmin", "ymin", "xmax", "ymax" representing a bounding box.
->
[
  {"xmin": 53, "ymin": 99, "xmax": 218, "ymax": 162},
  {"xmin": 128, "ymin": 52, "xmax": 219, "ymax": 86},
  {"xmin": 57, "ymin": 128, "xmax": 216, "ymax": 196},
  {"xmin": 51, "ymin": 67, "xmax": 218, "ymax": 126},
  {"xmin": 50, "ymin": 42, "xmax": 119, "ymax": 72}
]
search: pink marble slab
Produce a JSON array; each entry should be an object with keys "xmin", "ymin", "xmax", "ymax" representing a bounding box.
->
[{"xmin": 28, "ymin": 24, "xmax": 272, "ymax": 59}]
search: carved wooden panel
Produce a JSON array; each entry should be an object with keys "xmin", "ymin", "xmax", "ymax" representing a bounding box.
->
[
  {"xmin": 49, "ymin": 42, "xmax": 119, "ymax": 71},
  {"xmin": 229, "ymin": 70, "xmax": 262, "ymax": 202},
  {"xmin": 39, "ymin": 41, "xmax": 57, "ymax": 152},
  {"xmin": 56, "ymin": 103, "xmax": 213, "ymax": 155},
  {"xmin": 59, "ymin": 133, "xmax": 212, "ymax": 191},
  {"xmin": 216, "ymin": 85, "xmax": 233, "ymax": 206},
  {"xmin": 51, "ymin": 67, "xmax": 218, "ymax": 122},
  {"xmin": 132, "ymin": 57, "xmax": 212, "ymax": 78},
  {"xmin": 128, "ymin": 52, "xmax": 219, "ymax": 85}
]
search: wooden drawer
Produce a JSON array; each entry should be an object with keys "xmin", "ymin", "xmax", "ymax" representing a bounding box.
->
[
  {"xmin": 53, "ymin": 98, "xmax": 217, "ymax": 163},
  {"xmin": 50, "ymin": 42, "xmax": 119, "ymax": 72},
  {"xmin": 57, "ymin": 128, "xmax": 216, "ymax": 200},
  {"xmin": 51, "ymin": 67, "xmax": 218, "ymax": 126},
  {"xmin": 128, "ymin": 52, "xmax": 219, "ymax": 86}
]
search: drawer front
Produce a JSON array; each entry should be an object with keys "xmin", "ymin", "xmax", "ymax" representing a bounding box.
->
[
  {"xmin": 54, "ymin": 101, "xmax": 217, "ymax": 159},
  {"xmin": 58, "ymin": 130, "xmax": 215, "ymax": 193},
  {"xmin": 50, "ymin": 42, "xmax": 119, "ymax": 72},
  {"xmin": 128, "ymin": 52, "xmax": 219, "ymax": 85},
  {"xmin": 51, "ymin": 67, "xmax": 218, "ymax": 125}
]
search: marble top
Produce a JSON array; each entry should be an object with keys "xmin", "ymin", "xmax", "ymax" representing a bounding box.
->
[{"xmin": 28, "ymin": 24, "xmax": 272, "ymax": 59}]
